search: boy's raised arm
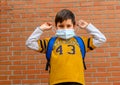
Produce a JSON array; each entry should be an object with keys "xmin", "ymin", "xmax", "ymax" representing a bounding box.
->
[
  {"xmin": 86, "ymin": 23, "xmax": 106, "ymax": 47},
  {"xmin": 26, "ymin": 27, "xmax": 43, "ymax": 51},
  {"xmin": 26, "ymin": 22, "xmax": 52, "ymax": 51},
  {"xmin": 78, "ymin": 20, "xmax": 106, "ymax": 47}
]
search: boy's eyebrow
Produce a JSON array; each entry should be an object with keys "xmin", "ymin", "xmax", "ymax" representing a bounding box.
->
[
  {"xmin": 58, "ymin": 24, "xmax": 63, "ymax": 26},
  {"xmin": 58, "ymin": 25, "xmax": 64, "ymax": 27}
]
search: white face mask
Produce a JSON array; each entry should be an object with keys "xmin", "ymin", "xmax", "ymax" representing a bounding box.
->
[{"xmin": 55, "ymin": 29, "xmax": 76, "ymax": 39}]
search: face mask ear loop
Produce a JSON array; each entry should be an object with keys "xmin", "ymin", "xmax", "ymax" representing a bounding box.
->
[
  {"xmin": 75, "ymin": 24, "xmax": 80, "ymax": 34},
  {"xmin": 51, "ymin": 26, "xmax": 56, "ymax": 34}
]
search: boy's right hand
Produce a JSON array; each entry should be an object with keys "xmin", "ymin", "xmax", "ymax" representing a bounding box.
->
[{"xmin": 40, "ymin": 22, "xmax": 52, "ymax": 31}]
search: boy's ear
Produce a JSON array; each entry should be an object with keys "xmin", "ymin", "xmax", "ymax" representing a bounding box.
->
[
  {"xmin": 73, "ymin": 25, "xmax": 77, "ymax": 30},
  {"xmin": 74, "ymin": 24, "xmax": 79, "ymax": 32},
  {"xmin": 73, "ymin": 25, "xmax": 76, "ymax": 28},
  {"xmin": 51, "ymin": 26, "xmax": 57, "ymax": 33}
]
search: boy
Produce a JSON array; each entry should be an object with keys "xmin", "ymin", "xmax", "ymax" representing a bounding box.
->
[{"xmin": 26, "ymin": 9, "xmax": 106, "ymax": 85}]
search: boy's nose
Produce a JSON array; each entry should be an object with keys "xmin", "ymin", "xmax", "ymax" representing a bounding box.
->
[{"xmin": 63, "ymin": 27, "xmax": 68, "ymax": 29}]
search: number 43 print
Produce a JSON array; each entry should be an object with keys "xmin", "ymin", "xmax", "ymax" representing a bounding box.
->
[{"xmin": 56, "ymin": 45, "xmax": 75, "ymax": 55}]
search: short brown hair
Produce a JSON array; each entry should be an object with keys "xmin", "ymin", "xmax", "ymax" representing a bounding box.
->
[{"xmin": 55, "ymin": 9, "xmax": 76, "ymax": 26}]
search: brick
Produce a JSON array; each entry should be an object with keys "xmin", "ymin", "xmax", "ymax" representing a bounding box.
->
[
  {"xmin": 0, "ymin": 76, "xmax": 7, "ymax": 80},
  {"xmin": 85, "ymin": 68, "xmax": 96, "ymax": 72},
  {"xmin": 96, "ymin": 57, "xmax": 106, "ymax": 62},
  {"xmin": 36, "ymin": 74, "xmax": 49, "ymax": 78},
  {"xmin": 86, "ymin": 58, "xmax": 96, "ymax": 62},
  {"xmin": 27, "ymin": 75, "xmax": 36, "ymax": 79},
  {"xmin": 116, "ymin": 6, "xmax": 120, "ymax": 9},
  {"xmin": 9, "ymin": 66, "xmax": 26, "ymax": 70},
  {"xmin": 81, "ymin": 2, "xmax": 93, "ymax": 7},
  {"xmin": 0, "ymin": 66, "xmax": 8, "ymax": 70},
  {"xmin": 112, "ymin": 72, "xmax": 120, "ymax": 76},
  {"xmin": 89, "ymin": 6, "xmax": 106, "ymax": 11},
  {"xmin": 0, "ymin": 81, "xmax": 11, "ymax": 84},
  {"xmin": 92, "ymin": 53, "xmax": 109, "ymax": 57},
  {"xmin": 97, "ymin": 77, "xmax": 107, "ymax": 82},
  {"xmin": 0, "ymin": 42, "xmax": 12, "ymax": 46},
  {"xmin": 23, "ymin": 70, "xmax": 40, "ymax": 74},
  {"xmin": 36, "ymin": 9, "xmax": 52, "ymax": 13},
  {"xmin": 0, "ymin": 71, "xmax": 11, "ymax": 75},
  {"xmin": 0, "ymin": 1, "xmax": 7, "ymax": 5},
  {"xmin": 85, "ymin": 73, "xmax": 92, "ymax": 78},
  {"xmin": 0, "ymin": 61, "xmax": 12, "ymax": 65},
  {"xmin": 13, "ymin": 41, "xmax": 25, "ymax": 46},
  {"xmin": 102, "ymin": 1, "xmax": 119, "ymax": 5},
  {"xmin": 10, "ymin": 46, "xmax": 25, "ymax": 51},
  {"xmin": 85, "ymin": 77, "xmax": 97, "ymax": 82},
  {"xmin": 36, "ymin": 64, "xmax": 45, "ymax": 69},
  {"xmin": 9, "ymin": 56, "xmax": 26, "ymax": 60},
  {"xmin": 112, "ymin": 62, "xmax": 120, "ymax": 67},
  {"xmin": 7, "ymin": 1, "xmax": 25, "ymax": 5},
  {"xmin": 13, "ymin": 51, "xmax": 21, "ymax": 55},
  {"xmin": 106, "ymin": 57, "xmax": 120, "ymax": 62},
  {"xmin": 0, "ymin": 28, "xmax": 8, "ymax": 32},
  {"xmin": 13, "ymin": 5, "xmax": 38, "ymax": 9},
  {"xmin": 92, "ymin": 62, "xmax": 110, "ymax": 67},
  {"xmin": 13, "ymin": 61, "xmax": 21, "ymax": 65},
  {"xmin": 103, "ymin": 10, "xmax": 115, "ymax": 14},
  {"xmin": 27, "ymin": 65, "xmax": 35, "ymax": 69},
  {"xmin": 108, "ymin": 77, "xmax": 120, "ymax": 81},
  {"xmin": 22, "ymin": 80, "xmax": 40, "ymax": 84},
  {"xmin": 0, "ymin": 33, "xmax": 12, "ymax": 37},
  {"xmin": 25, "ymin": 56, "xmax": 35, "ymax": 60},
  {"xmin": 95, "ymin": 48, "xmax": 105, "ymax": 53},
  {"xmin": 107, "ymin": 67, "xmax": 120, "ymax": 72},
  {"xmin": 9, "ymin": 28, "xmax": 26, "ymax": 32},
  {"xmin": 41, "ymin": 79, "xmax": 49, "ymax": 83},
  {"xmin": 113, "ymin": 82, "xmax": 120, "ymax": 85},
  {"xmin": 1, "ymin": 5, "xmax": 12, "ymax": 10},
  {"xmin": 13, "ymin": 80, "xmax": 21, "ymax": 84},
  {"xmin": 97, "ymin": 68, "xmax": 107, "ymax": 72},
  {"xmin": 94, "ymin": 72, "xmax": 111, "ymax": 77},
  {"xmin": 105, "ymin": 47, "xmax": 120, "ymax": 52},
  {"xmin": 107, "ymin": 6, "xmax": 115, "ymax": 10},
  {"xmin": 21, "ymin": 60, "xmax": 40, "ymax": 65},
  {"xmin": 94, "ymin": 2, "xmax": 102, "ymax": 6},
  {"xmin": 9, "ymin": 75, "xmax": 26, "ymax": 79},
  {"xmin": 85, "ymin": 83, "xmax": 92, "ymax": 85},
  {"xmin": 22, "ymin": 14, "xmax": 39, "ymax": 18},
  {"xmin": 94, "ymin": 83, "xmax": 112, "ymax": 85},
  {"xmin": 35, "ymin": 0, "xmax": 52, "ymax": 4},
  {"xmin": 9, "ymin": 38, "xmax": 25, "ymax": 41},
  {"xmin": 0, "ymin": 56, "xmax": 8, "ymax": 61},
  {"xmin": 0, "ymin": 47, "xmax": 9, "ymax": 51},
  {"xmin": 14, "ymin": 70, "xmax": 22, "ymax": 74},
  {"xmin": 0, "ymin": 37, "xmax": 8, "ymax": 42},
  {"xmin": 60, "ymin": 0, "xmax": 78, "ymax": 2},
  {"xmin": 109, "ymin": 42, "xmax": 119, "ymax": 47},
  {"xmin": 22, "ymin": 51, "xmax": 39, "ymax": 55}
]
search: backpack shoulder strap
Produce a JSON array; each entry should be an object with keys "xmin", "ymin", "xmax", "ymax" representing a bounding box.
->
[
  {"xmin": 74, "ymin": 36, "xmax": 87, "ymax": 69},
  {"xmin": 45, "ymin": 36, "xmax": 57, "ymax": 70}
]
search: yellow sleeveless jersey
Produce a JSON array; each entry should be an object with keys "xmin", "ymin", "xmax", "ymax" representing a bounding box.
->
[{"xmin": 37, "ymin": 36, "xmax": 96, "ymax": 85}]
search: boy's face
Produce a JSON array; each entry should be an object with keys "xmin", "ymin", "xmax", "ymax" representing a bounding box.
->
[{"xmin": 56, "ymin": 19, "xmax": 75, "ymax": 30}]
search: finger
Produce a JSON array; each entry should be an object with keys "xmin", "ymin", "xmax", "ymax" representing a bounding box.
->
[
  {"xmin": 79, "ymin": 20, "xmax": 85, "ymax": 23},
  {"xmin": 46, "ymin": 22, "xmax": 52, "ymax": 26},
  {"xmin": 76, "ymin": 21, "xmax": 79, "ymax": 26}
]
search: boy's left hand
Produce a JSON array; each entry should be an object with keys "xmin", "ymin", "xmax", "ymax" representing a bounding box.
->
[{"xmin": 77, "ymin": 20, "xmax": 88, "ymax": 29}]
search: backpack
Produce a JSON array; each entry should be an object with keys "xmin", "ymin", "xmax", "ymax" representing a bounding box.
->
[{"xmin": 45, "ymin": 36, "xmax": 86, "ymax": 71}]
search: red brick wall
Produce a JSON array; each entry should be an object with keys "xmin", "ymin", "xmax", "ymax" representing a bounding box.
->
[{"xmin": 0, "ymin": 0, "xmax": 120, "ymax": 85}]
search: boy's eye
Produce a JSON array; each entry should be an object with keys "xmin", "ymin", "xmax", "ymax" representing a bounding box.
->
[
  {"xmin": 59, "ymin": 25, "xmax": 64, "ymax": 28},
  {"xmin": 67, "ymin": 25, "xmax": 71, "ymax": 28}
]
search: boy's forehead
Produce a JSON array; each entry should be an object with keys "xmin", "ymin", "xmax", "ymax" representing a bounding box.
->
[{"xmin": 57, "ymin": 19, "xmax": 73, "ymax": 25}]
